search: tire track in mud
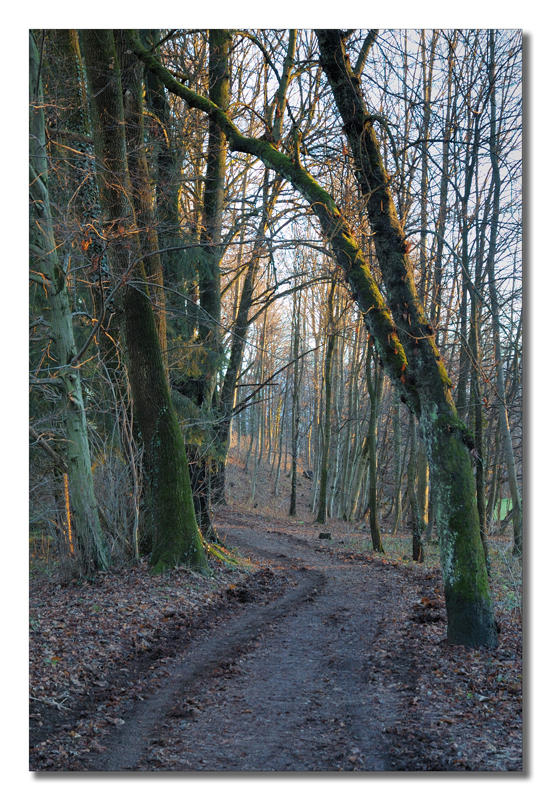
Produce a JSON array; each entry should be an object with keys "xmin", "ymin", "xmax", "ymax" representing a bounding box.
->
[
  {"xmin": 90, "ymin": 534, "xmax": 326, "ymax": 771},
  {"xmin": 90, "ymin": 516, "xmax": 411, "ymax": 771}
]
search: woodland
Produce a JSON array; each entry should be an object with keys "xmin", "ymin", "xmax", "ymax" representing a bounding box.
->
[{"xmin": 29, "ymin": 28, "xmax": 522, "ymax": 772}]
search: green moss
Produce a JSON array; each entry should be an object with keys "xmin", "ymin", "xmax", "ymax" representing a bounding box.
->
[
  {"xmin": 435, "ymin": 356, "xmax": 453, "ymax": 388},
  {"xmin": 427, "ymin": 420, "xmax": 497, "ymax": 647},
  {"xmin": 149, "ymin": 407, "xmax": 208, "ymax": 573}
]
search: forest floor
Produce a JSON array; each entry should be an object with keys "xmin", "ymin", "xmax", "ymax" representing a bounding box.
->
[{"xmin": 29, "ymin": 449, "xmax": 523, "ymax": 772}]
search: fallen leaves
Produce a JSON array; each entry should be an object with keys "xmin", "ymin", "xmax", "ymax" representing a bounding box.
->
[
  {"xmin": 373, "ymin": 568, "xmax": 522, "ymax": 771},
  {"xmin": 29, "ymin": 506, "xmax": 522, "ymax": 773},
  {"xmin": 29, "ymin": 557, "xmax": 280, "ymax": 770}
]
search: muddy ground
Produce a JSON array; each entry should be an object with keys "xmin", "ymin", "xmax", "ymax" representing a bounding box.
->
[{"xmin": 29, "ymin": 509, "xmax": 522, "ymax": 772}]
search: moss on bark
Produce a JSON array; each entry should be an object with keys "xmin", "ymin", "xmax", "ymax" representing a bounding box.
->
[
  {"xmin": 422, "ymin": 411, "xmax": 497, "ymax": 647},
  {"xmin": 131, "ymin": 29, "xmax": 498, "ymax": 646},
  {"xmin": 30, "ymin": 31, "xmax": 108, "ymax": 574},
  {"xmin": 81, "ymin": 29, "xmax": 207, "ymax": 574}
]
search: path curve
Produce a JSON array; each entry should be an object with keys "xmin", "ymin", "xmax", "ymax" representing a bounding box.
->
[{"xmin": 91, "ymin": 514, "xmax": 409, "ymax": 771}]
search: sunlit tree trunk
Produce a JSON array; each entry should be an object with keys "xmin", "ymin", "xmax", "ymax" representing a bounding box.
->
[
  {"xmin": 390, "ymin": 388, "xmax": 405, "ymax": 536},
  {"xmin": 416, "ymin": 444, "xmax": 429, "ymax": 532},
  {"xmin": 80, "ymin": 29, "xmax": 207, "ymax": 573},
  {"xmin": 289, "ymin": 289, "xmax": 302, "ymax": 517}
]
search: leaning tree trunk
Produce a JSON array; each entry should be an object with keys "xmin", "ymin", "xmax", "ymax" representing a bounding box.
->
[
  {"xmin": 29, "ymin": 31, "xmax": 108, "ymax": 573},
  {"xmin": 131, "ymin": 30, "xmax": 498, "ymax": 645},
  {"xmin": 315, "ymin": 29, "xmax": 497, "ymax": 647},
  {"xmin": 80, "ymin": 29, "xmax": 207, "ymax": 573}
]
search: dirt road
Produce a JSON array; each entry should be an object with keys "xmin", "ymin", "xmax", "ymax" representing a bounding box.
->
[{"xmin": 88, "ymin": 512, "xmax": 413, "ymax": 771}]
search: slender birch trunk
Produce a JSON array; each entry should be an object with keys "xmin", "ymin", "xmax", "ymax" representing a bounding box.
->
[
  {"xmin": 289, "ymin": 290, "xmax": 302, "ymax": 517},
  {"xmin": 487, "ymin": 30, "xmax": 522, "ymax": 557},
  {"xmin": 30, "ymin": 32, "xmax": 108, "ymax": 573}
]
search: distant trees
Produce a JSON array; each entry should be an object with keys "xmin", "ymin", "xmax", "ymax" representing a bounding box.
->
[
  {"xmin": 315, "ymin": 28, "xmax": 497, "ymax": 645},
  {"xmin": 30, "ymin": 28, "xmax": 521, "ymax": 648}
]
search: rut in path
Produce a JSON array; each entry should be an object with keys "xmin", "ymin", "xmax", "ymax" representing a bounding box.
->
[{"xmin": 91, "ymin": 518, "xmax": 409, "ymax": 771}]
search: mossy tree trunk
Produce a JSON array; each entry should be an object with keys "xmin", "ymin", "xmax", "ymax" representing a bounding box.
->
[
  {"xmin": 80, "ymin": 29, "xmax": 207, "ymax": 573},
  {"xmin": 197, "ymin": 29, "xmax": 231, "ymax": 403},
  {"xmin": 143, "ymin": 31, "xmax": 193, "ymax": 342},
  {"xmin": 116, "ymin": 31, "xmax": 168, "ymax": 374},
  {"xmin": 130, "ymin": 31, "xmax": 498, "ymax": 646},
  {"xmin": 315, "ymin": 29, "xmax": 497, "ymax": 647},
  {"xmin": 185, "ymin": 30, "xmax": 232, "ymax": 540},
  {"xmin": 29, "ymin": 31, "xmax": 109, "ymax": 574}
]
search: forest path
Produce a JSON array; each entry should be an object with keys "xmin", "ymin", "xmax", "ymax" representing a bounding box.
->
[{"xmin": 92, "ymin": 510, "xmax": 412, "ymax": 771}]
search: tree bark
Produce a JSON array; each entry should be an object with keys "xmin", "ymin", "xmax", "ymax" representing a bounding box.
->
[
  {"xmin": 390, "ymin": 388, "xmax": 405, "ymax": 536},
  {"xmin": 116, "ymin": 31, "xmax": 168, "ymax": 373},
  {"xmin": 317, "ymin": 280, "xmax": 336, "ymax": 531},
  {"xmin": 289, "ymin": 290, "xmax": 302, "ymax": 517},
  {"xmin": 315, "ymin": 29, "xmax": 497, "ymax": 647},
  {"xmin": 29, "ymin": 31, "xmax": 108, "ymax": 573},
  {"xmin": 408, "ymin": 415, "xmax": 425, "ymax": 563},
  {"xmin": 80, "ymin": 29, "xmax": 207, "ymax": 573},
  {"xmin": 131, "ymin": 30, "xmax": 498, "ymax": 646},
  {"xmin": 366, "ymin": 339, "xmax": 384, "ymax": 552}
]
